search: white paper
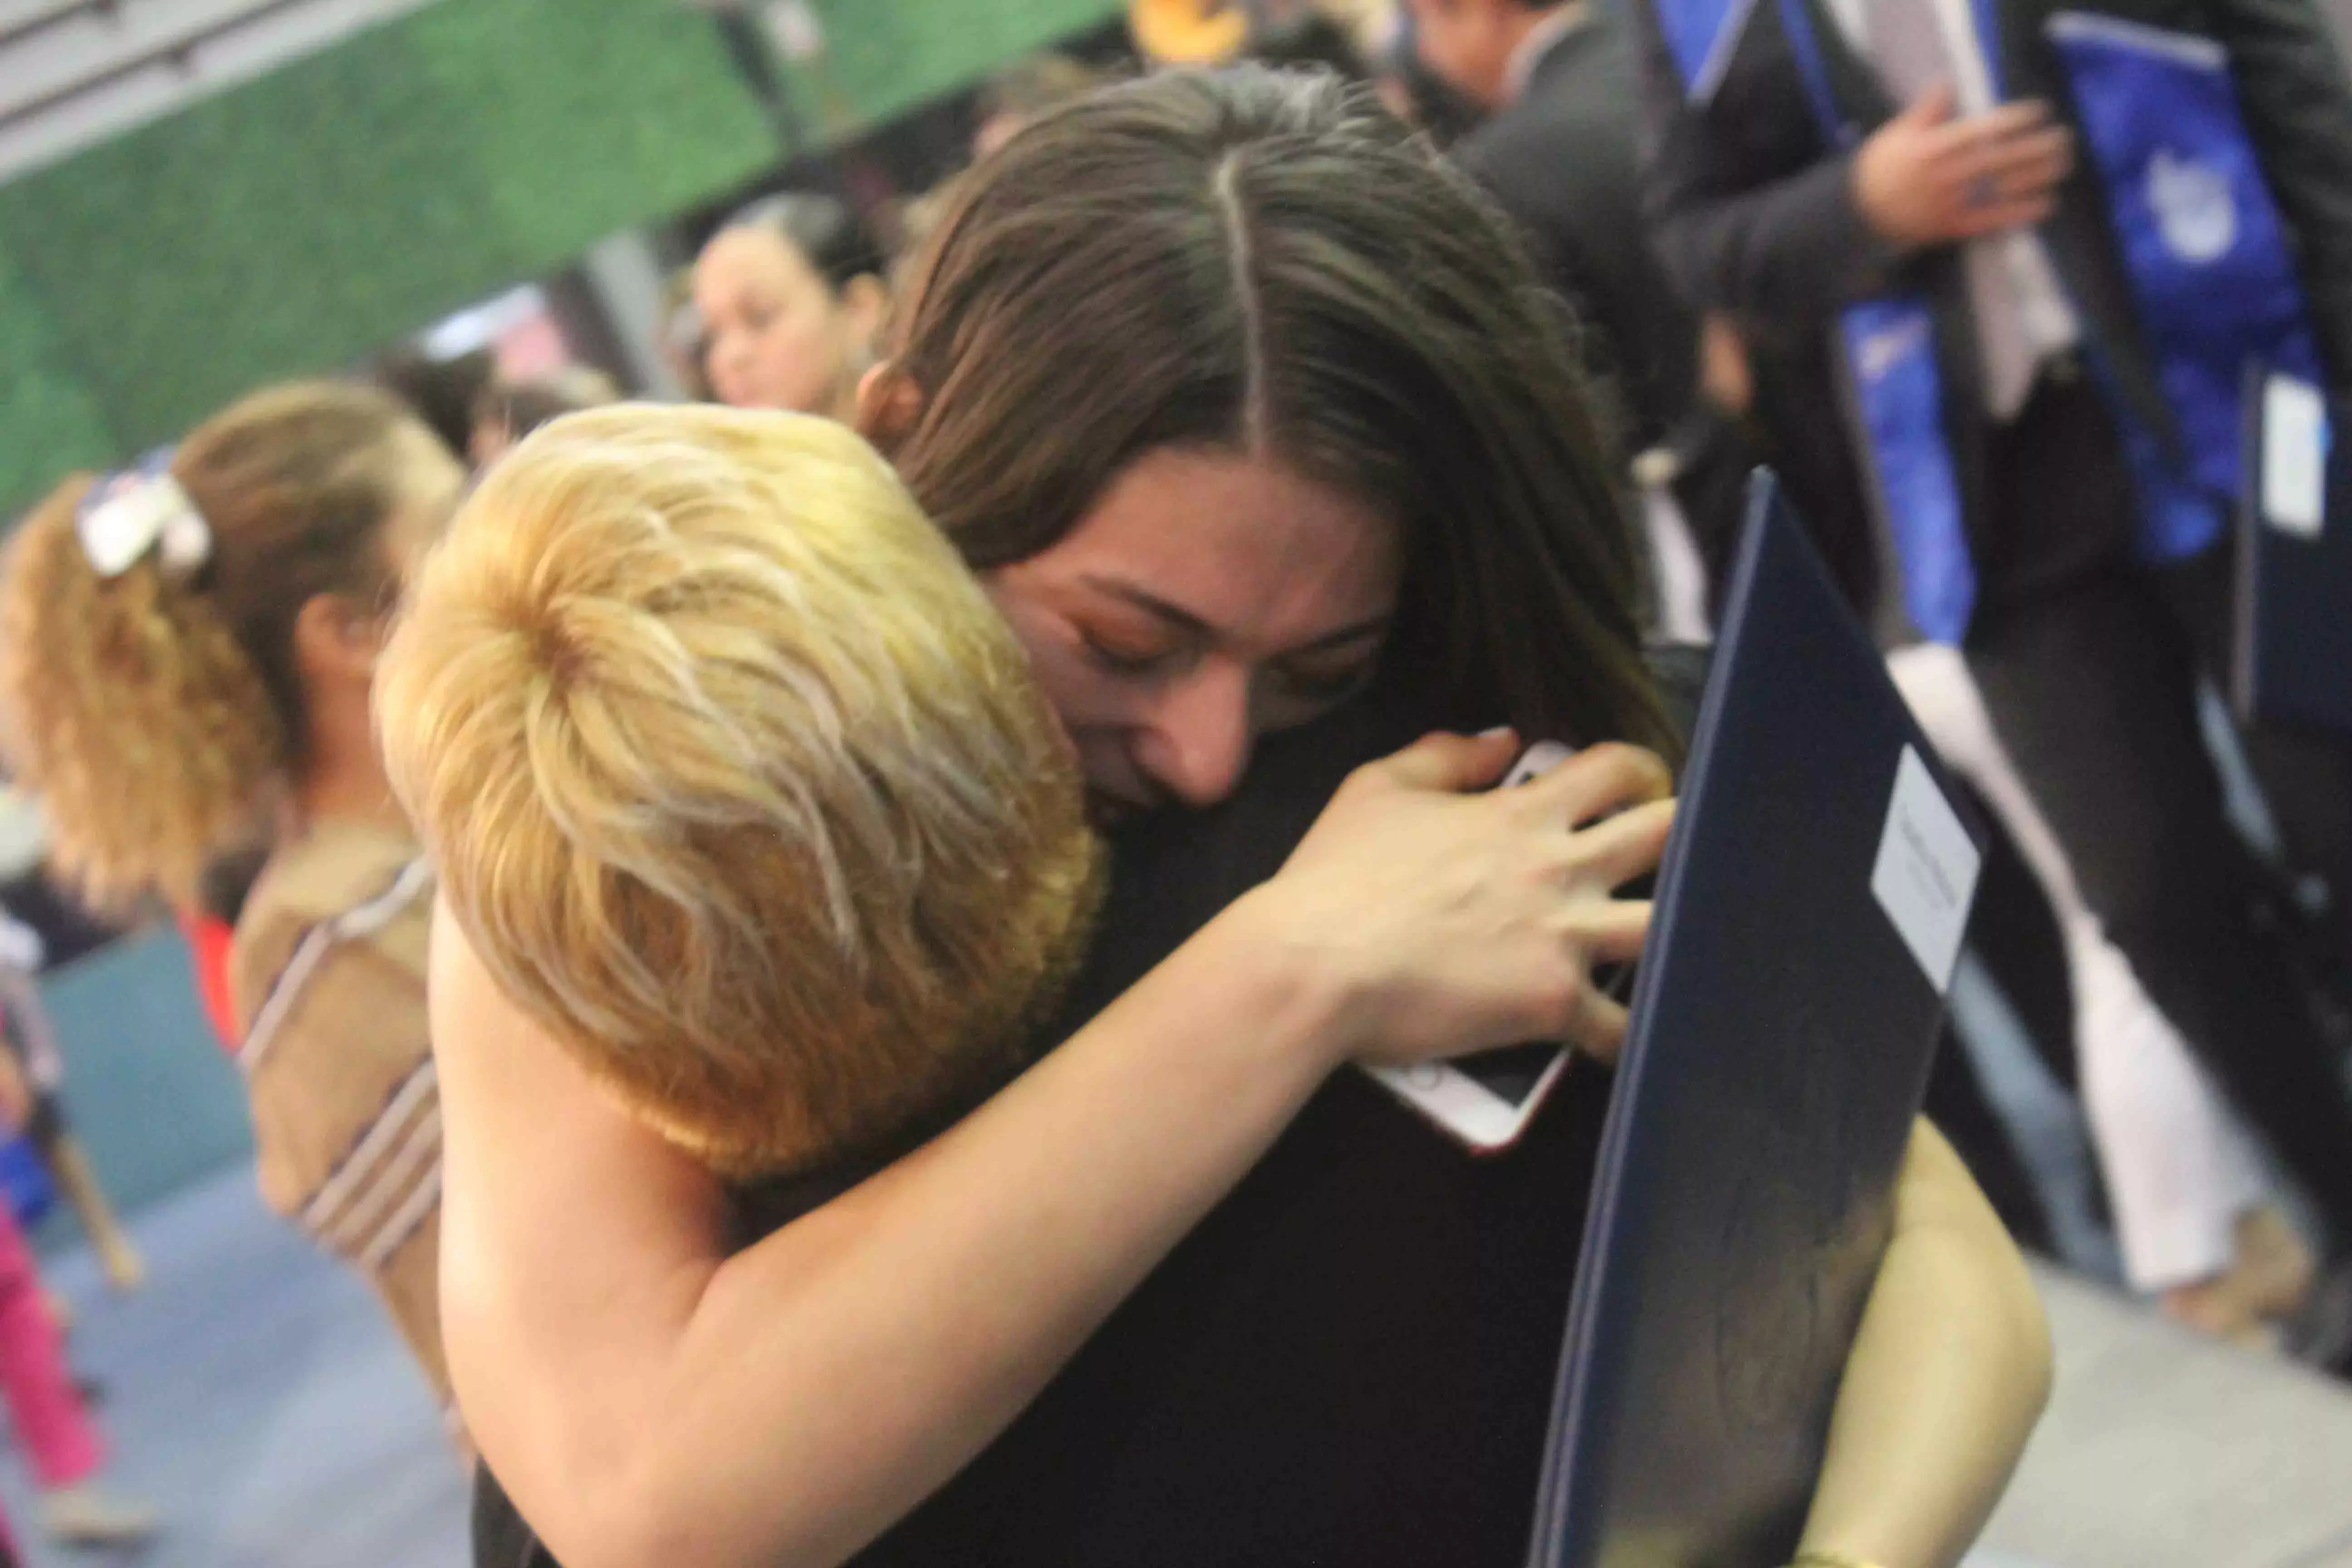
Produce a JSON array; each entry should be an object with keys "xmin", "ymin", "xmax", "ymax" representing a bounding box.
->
[
  {"xmin": 2262, "ymin": 374, "xmax": 2330, "ymax": 541},
  {"xmin": 1869, "ymin": 746, "xmax": 1982, "ymax": 995}
]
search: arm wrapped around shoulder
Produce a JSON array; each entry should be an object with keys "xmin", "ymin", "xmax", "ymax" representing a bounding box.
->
[{"xmin": 376, "ymin": 405, "xmax": 1103, "ymax": 1181}]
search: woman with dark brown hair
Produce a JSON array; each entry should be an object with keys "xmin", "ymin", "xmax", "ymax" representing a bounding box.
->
[
  {"xmin": 438, "ymin": 69, "xmax": 2048, "ymax": 1568},
  {"xmin": 695, "ymin": 194, "xmax": 891, "ymax": 419}
]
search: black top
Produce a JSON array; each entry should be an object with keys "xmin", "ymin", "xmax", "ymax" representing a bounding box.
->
[{"xmin": 475, "ymin": 662, "xmax": 1705, "ymax": 1568}]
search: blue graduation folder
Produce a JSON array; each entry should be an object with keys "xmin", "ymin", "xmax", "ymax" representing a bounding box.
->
[{"xmin": 1530, "ymin": 476, "xmax": 1986, "ymax": 1568}]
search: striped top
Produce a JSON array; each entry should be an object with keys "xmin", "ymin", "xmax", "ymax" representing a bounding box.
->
[{"xmin": 232, "ymin": 821, "xmax": 448, "ymax": 1406}]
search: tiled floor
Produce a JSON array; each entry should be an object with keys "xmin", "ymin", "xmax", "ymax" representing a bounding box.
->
[{"xmin": 1981, "ymin": 1268, "xmax": 2352, "ymax": 1568}]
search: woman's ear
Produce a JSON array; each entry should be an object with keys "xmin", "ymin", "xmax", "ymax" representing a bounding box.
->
[
  {"xmin": 856, "ymin": 363, "xmax": 927, "ymax": 449},
  {"xmin": 292, "ymin": 593, "xmax": 387, "ymax": 687}
]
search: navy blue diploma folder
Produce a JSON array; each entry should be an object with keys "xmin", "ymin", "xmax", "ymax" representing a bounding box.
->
[
  {"xmin": 2234, "ymin": 368, "xmax": 2352, "ymax": 740},
  {"xmin": 1529, "ymin": 477, "xmax": 1986, "ymax": 1568}
]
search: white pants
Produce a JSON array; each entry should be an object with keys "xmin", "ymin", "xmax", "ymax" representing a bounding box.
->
[{"xmin": 1889, "ymin": 646, "xmax": 2268, "ymax": 1291}]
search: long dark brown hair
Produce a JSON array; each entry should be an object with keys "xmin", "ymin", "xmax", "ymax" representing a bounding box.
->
[{"xmin": 875, "ymin": 65, "xmax": 1680, "ymax": 764}]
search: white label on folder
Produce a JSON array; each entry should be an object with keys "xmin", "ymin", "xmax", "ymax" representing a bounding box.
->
[
  {"xmin": 2263, "ymin": 375, "xmax": 2329, "ymax": 541},
  {"xmin": 1870, "ymin": 747, "xmax": 1981, "ymax": 995}
]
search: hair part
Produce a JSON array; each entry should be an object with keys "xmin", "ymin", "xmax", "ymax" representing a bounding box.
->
[
  {"xmin": 378, "ymin": 404, "xmax": 1102, "ymax": 1178},
  {"xmin": 878, "ymin": 65, "xmax": 1678, "ymax": 764},
  {"xmin": 0, "ymin": 382, "xmax": 449, "ymax": 914}
]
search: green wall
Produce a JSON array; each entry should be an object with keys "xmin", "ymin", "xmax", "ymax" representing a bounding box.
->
[
  {"xmin": 0, "ymin": 0, "xmax": 1123, "ymax": 515},
  {"xmin": 790, "ymin": 0, "xmax": 1128, "ymax": 137},
  {"xmin": 0, "ymin": 245, "xmax": 119, "ymax": 511}
]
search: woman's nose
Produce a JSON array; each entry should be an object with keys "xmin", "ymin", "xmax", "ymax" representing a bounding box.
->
[{"xmin": 1133, "ymin": 663, "xmax": 1257, "ymax": 809}]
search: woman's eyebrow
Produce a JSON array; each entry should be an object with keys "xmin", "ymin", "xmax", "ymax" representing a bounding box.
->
[
  {"xmin": 1078, "ymin": 577, "xmax": 1212, "ymax": 636},
  {"xmin": 1079, "ymin": 576, "xmax": 1391, "ymax": 652},
  {"xmin": 1290, "ymin": 615, "xmax": 1392, "ymax": 654}
]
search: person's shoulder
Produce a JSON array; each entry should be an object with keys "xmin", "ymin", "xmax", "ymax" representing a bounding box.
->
[
  {"xmin": 1456, "ymin": 36, "xmax": 1639, "ymax": 204},
  {"xmin": 231, "ymin": 824, "xmax": 434, "ymax": 1032},
  {"xmin": 1453, "ymin": 89, "xmax": 1566, "ymax": 191},
  {"xmin": 242, "ymin": 824, "xmax": 429, "ymax": 928}
]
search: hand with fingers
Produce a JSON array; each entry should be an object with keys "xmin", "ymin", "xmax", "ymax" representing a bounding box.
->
[
  {"xmin": 1852, "ymin": 83, "xmax": 2075, "ymax": 250},
  {"xmin": 1245, "ymin": 728, "xmax": 1677, "ymax": 1073}
]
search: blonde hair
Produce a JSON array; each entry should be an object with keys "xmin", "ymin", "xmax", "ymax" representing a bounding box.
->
[
  {"xmin": 377, "ymin": 405, "xmax": 1102, "ymax": 1178},
  {"xmin": 0, "ymin": 382, "xmax": 452, "ymax": 914}
]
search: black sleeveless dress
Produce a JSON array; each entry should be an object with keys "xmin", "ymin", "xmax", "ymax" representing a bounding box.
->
[{"xmin": 474, "ymin": 665, "xmax": 1704, "ymax": 1568}]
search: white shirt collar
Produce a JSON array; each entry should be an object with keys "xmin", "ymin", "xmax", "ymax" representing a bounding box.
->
[{"xmin": 1502, "ymin": 2, "xmax": 1594, "ymax": 103}]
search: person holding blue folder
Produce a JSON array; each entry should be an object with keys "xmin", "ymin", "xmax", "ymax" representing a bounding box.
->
[{"xmin": 1632, "ymin": 0, "xmax": 2352, "ymax": 1319}]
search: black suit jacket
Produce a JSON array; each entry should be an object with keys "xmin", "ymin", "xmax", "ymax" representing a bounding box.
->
[
  {"xmin": 1460, "ymin": 17, "xmax": 1705, "ymax": 453},
  {"xmin": 1458, "ymin": 14, "xmax": 1769, "ymax": 601},
  {"xmin": 1629, "ymin": 0, "xmax": 2352, "ymax": 588}
]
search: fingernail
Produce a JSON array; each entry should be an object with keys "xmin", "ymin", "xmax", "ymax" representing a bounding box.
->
[{"xmin": 1479, "ymin": 725, "xmax": 1515, "ymax": 740}]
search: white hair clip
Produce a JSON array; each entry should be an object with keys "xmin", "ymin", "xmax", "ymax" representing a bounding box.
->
[{"xmin": 76, "ymin": 449, "xmax": 212, "ymax": 581}]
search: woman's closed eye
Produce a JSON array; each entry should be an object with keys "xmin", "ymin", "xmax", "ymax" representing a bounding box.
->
[
  {"xmin": 1270, "ymin": 657, "xmax": 1376, "ymax": 705},
  {"xmin": 1079, "ymin": 627, "xmax": 1186, "ymax": 678}
]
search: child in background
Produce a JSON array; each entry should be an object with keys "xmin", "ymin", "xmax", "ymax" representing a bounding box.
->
[
  {"xmin": 0, "ymin": 911, "xmax": 144, "ymax": 1292},
  {"xmin": 0, "ymin": 1042, "xmax": 155, "ymax": 1553}
]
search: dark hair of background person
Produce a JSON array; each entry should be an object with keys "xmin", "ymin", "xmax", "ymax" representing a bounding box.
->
[
  {"xmin": 720, "ymin": 192, "xmax": 888, "ymax": 297},
  {"xmin": 375, "ymin": 347, "xmax": 496, "ymax": 461},
  {"xmin": 878, "ymin": 65, "xmax": 1678, "ymax": 764},
  {"xmin": 471, "ymin": 370, "xmax": 621, "ymax": 448},
  {"xmin": 1247, "ymin": 13, "xmax": 1368, "ymax": 76}
]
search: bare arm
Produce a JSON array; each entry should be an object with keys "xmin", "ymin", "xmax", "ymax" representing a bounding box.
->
[
  {"xmin": 437, "ymin": 895, "xmax": 1343, "ymax": 1568},
  {"xmin": 437, "ymin": 735, "xmax": 1676, "ymax": 1568},
  {"xmin": 1797, "ymin": 1120, "xmax": 2055, "ymax": 1568}
]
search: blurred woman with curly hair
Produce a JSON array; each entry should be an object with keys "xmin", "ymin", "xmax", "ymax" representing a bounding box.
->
[{"xmin": 0, "ymin": 382, "xmax": 466, "ymax": 1415}]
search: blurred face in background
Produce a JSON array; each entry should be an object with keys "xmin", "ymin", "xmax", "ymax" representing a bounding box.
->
[
  {"xmin": 1406, "ymin": 0, "xmax": 1523, "ymax": 109},
  {"xmin": 695, "ymin": 227, "xmax": 882, "ymax": 419},
  {"xmin": 981, "ymin": 447, "xmax": 1403, "ymax": 821}
]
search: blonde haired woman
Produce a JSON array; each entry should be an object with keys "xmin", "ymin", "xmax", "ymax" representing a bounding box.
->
[
  {"xmin": 0, "ymin": 383, "xmax": 465, "ymax": 1412},
  {"xmin": 379, "ymin": 405, "xmax": 1102, "ymax": 1180}
]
